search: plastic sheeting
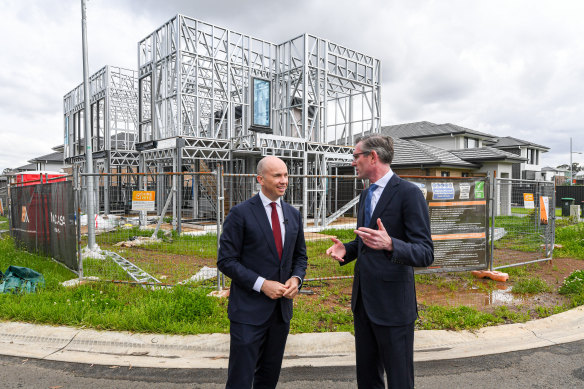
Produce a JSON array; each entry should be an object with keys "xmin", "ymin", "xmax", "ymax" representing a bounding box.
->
[{"xmin": 0, "ymin": 265, "xmax": 45, "ymax": 294}]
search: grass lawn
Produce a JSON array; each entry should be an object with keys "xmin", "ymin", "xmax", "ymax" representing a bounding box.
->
[
  {"xmin": 1, "ymin": 217, "xmax": 583, "ymax": 334},
  {"xmin": 511, "ymin": 207, "xmax": 561, "ymax": 217}
]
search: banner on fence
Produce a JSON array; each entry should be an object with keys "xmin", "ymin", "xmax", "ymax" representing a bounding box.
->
[
  {"xmin": 410, "ymin": 177, "xmax": 488, "ymax": 272},
  {"xmin": 539, "ymin": 196, "xmax": 549, "ymax": 225},
  {"xmin": 10, "ymin": 181, "xmax": 77, "ymax": 271}
]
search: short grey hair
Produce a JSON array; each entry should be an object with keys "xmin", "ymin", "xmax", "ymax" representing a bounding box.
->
[{"xmin": 356, "ymin": 134, "xmax": 394, "ymax": 165}]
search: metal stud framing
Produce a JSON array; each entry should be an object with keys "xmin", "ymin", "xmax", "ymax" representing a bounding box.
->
[
  {"xmin": 64, "ymin": 15, "xmax": 380, "ymax": 227},
  {"xmin": 134, "ymin": 14, "xmax": 380, "ymax": 226}
]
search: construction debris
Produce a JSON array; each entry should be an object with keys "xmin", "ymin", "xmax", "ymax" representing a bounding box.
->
[
  {"xmin": 180, "ymin": 266, "xmax": 217, "ymax": 284},
  {"xmin": 471, "ymin": 270, "xmax": 509, "ymax": 282},
  {"xmin": 114, "ymin": 236, "xmax": 161, "ymax": 247}
]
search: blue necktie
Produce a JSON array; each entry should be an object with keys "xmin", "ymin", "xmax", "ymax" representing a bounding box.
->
[{"xmin": 363, "ymin": 183, "xmax": 378, "ymax": 227}]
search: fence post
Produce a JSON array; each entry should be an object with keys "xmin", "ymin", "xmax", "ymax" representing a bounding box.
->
[
  {"xmin": 216, "ymin": 166, "xmax": 224, "ymax": 290},
  {"xmin": 75, "ymin": 166, "xmax": 83, "ymax": 279},
  {"xmin": 489, "ymin": 175, "xmax": 496, "ymax": 271}
]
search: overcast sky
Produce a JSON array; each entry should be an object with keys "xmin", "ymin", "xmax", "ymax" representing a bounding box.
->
[{"xmin": 2, "ymin": 0, "xmax": 584, "ymax": 172}]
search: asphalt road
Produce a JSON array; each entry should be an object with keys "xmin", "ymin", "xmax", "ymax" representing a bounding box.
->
[{"xmin": 1, "ymin": 339, "xmax": 583, "ymax": 388}]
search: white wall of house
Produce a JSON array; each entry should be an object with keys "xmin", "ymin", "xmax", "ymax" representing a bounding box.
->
[
  {"xmin": 542, "ymin": 170, "xmax": 557, "ymax": 181},
  {"xmin": 35, "ymin": 161, "xmax": 66, "ymax": 172},
  {"xmin": 520, "ymin": 147, "xmax": 542, "ymax": 171},
  {"xmin": 454, "ymin": 136, "xmax": 484, "ymax": 150},
  {"xmin": 477, "ymin": 162, "xmax": 513, "ymax": 216},
  {"xmin": 418, "ymin": 136, "xmax": 458, "ymax": 150}
]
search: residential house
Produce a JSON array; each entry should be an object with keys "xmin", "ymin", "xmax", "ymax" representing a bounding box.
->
[
  {"xmin": 28, "ymin": 151, "xmax": 66, "ymax": 172},
  {"xmin": 541, "ymin": 166, "xmax": 569, "ymax": 185},
  {"xmin": 485, "ymin": 136, "xmax": 549, "ymax": 180},
  {"xmin": 381, "ymin": 122, "xmax": 526, "ymax": 181}
]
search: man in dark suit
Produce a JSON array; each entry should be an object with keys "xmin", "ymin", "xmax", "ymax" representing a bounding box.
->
[
  {"xmin": 326, "ymin": 135, "xmax": 434, "ymax": 388},
  {"xmin": 218, "ymin": 155, "xmax": 308, "ymax": 389}
]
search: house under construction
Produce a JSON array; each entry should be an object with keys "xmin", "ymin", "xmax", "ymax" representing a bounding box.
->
[
  {"xmin": 65, "ymin": 15, "xmax": 381, "ymax": 228},
  {"xmin": 64, "ymin": 65, "xmax": 139, "ymax": 214}
]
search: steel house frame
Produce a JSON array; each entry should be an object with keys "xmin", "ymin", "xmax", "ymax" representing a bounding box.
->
[
  {"xmin": 136, "ymin": 14, "xmax": 381, "ymax": 227},
  {"xmin": 63, "ymin": 65, "xmax": 139, "ymax": 213}
]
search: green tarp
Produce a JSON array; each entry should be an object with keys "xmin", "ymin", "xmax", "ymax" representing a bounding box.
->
[{"xmin": 0, "ymin": 266, "xmax": 44, "ymax": 294}]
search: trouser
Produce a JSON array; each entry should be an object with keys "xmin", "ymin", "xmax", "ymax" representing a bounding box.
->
[
  {"xmin": 226, "ymin": 302, "xmax": 290, "ymax": 389},
  {"xmin": 354, "ymin": 293, "xmax": 415, "ymax": 389}
]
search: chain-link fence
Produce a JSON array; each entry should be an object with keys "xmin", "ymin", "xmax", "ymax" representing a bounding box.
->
[
  {"xmin": 76, "ymin": 171, "xmax": 365, "ymax": 287},
  {"xmin": 491, "ymin": 178, "xmax": 555, "ymax": 270},
  {"xmin": 78, "ymin": 171, "xmax": 222, "ymax": 286},
  {"xmin": 5, "ymin": 172, "xmax": 555, "ymax": 287}
]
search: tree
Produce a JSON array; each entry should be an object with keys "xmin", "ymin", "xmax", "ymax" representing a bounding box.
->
[{"xmin": 556, "ymin": 163, "xmax": 582, "ymax": 172}]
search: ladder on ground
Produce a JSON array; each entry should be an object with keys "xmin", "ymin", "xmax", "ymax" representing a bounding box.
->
[{"xmin": 103, "ymin": 250, "xmax": 161, "ymax": 284}]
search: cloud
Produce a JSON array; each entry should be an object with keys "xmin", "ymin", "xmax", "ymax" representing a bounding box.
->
[{"xmin": 2, "ymin": 0, "xmax": 584, "ymax": 172}]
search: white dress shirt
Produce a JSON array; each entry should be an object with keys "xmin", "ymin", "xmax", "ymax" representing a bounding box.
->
[
  {"xmin": 369, "ymin": 168, "xmax": 394, "ymax": 216},
  {"xmin": 253, "ymin": 191, "xmax": 286, "ymax": 292}
]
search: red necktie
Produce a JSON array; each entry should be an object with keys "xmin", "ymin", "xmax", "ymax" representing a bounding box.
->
[{"xmin": 270, "ymin": 202, "xmax": 283, "ymax": 260}]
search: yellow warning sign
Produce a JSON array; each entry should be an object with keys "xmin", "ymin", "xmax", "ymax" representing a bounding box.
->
[
  {"xmin": 523, "ymin": 193, "xmax": 534, "ymax": 209},
  {"xmin": 132, "ymin": 191, "xmax": 155, "ymax": 211}
]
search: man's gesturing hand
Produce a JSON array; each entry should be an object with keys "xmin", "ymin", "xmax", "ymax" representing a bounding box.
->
[
  {"xmin": 326, "ymin": 237, "xmax": 346, "ymax": 262},
  {"xmin": 354, "ymin": 218, "xmax": 393, "ymax": 251},
  {"xmin": 261, "ymin": 280, "xmax": 288, "ymax": 299}
]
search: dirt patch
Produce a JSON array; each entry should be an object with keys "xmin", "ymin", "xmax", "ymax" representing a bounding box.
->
[{"xmin": 302, "ymin": 250, "xmax": 584, "ymax": 320}]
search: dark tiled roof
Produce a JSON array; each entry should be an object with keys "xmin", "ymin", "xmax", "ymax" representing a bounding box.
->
[
  {"xmin": 28, "ymin": 151, "xmax": 63, "ymax": 163},
  {"xmin": 14, "ymin": 163, "xmax": 36, "ymax": 172},
  {"xmin": 541, "ymin": 166, "xmax": 564, "ymax": 172},
  {"xmin": 381, "ymin": 121, "xmax": 496, "ymax": 140},
  {"xmin": 451, "ymin": 147, "xmax": 526, "ymax": 162},
  {"xmin": 488, "ymin": 136, "xmax": 549, "ymax": 151},
  {"xmin": 393, "ymin": 138, "xmax": 478, "ymax": 168}
]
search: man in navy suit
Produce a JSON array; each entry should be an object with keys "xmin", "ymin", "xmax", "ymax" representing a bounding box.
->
[
  {"xmin": 218, "ymin": 156, "xmax": 307, "ymax": 389},
  {"xmin": 326, "ymin": 135, "xmax": 434, "ymax": 388}
]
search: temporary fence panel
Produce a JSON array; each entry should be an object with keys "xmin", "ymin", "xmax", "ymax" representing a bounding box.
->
[
  {"xmin": 9, "ymin": 181, "xmax": 77, "ymax": 271},
  {"xmin": 78, "ymin": 171, "xmax": 221, "ymax": 286},
  {"xmin": 491, "ymin": 178, "xmax": 555, "ymax": 270},
  {"xmin": 76, "ymin": 172, "xmax": 366, "ymax": 286},
  {"xmin": 78, "ymin": 172, "xmax": 560, "ymax": 287}
]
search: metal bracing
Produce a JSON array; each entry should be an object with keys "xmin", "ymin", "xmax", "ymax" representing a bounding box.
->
[
  {"xmin": 231, "ymin": 133, "xmax": 306, "ymax": 159},
  {"xmin": 109, "ymin": 150, "xmax": 140, "ymax": 167},
  {"xmin": 139, "ymin": 15, "xmax": 276, "ymax": 144}
]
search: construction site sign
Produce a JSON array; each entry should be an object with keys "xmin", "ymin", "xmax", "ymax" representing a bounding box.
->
[
  {"xmin": 132, "ymin": 191, "xmax": 155, "ymax": 211},
  {"xmin": 523, "ymin": 193, "xmax": 535, "ymax": 209},
  {"xmin": 409, "ymin": 177, "xmax": 489, "ymax": 273}
]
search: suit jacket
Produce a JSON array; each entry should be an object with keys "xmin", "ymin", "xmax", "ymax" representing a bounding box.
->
[
  {"xmin": 342, "ymin": 173, "xmax": 434, "ymax": 326},
  {"xmin": 217, "ymin": 194, "xmax": 308, "ymax": 326}
]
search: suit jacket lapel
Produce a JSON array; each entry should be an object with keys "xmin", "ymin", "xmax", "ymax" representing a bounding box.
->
[
  {"xmin": 369, "ymin": 174, "xmax": 400, "ymax": 227},
  {"xmin": 250, "ymin": 195, "xmax": 280, "ymax": 260}
]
